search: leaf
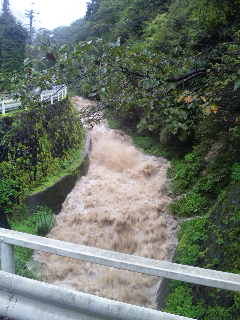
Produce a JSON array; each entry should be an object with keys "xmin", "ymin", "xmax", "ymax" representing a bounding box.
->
[{"xmin": 210, "ymin": 104, "xmax": 219, "ymax": 114}]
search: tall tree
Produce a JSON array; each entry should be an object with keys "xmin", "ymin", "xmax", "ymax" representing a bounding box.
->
[
  {"xmin": 2, "ymin": 0, "xmax": 10, "ymax": 14},
  {"xmin": 0, "ymin": 0, "xmax": 28, "ymax": 74},
  {"xmin": 86, "ymin": 0, "xmax": 101, "ymax": 20}
]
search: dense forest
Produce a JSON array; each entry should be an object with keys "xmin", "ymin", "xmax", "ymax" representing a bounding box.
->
[{"xmin": 0, "ymin": 0, "xmax": 240, "ymax": 319}]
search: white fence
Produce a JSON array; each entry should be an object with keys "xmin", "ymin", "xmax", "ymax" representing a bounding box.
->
[
  {"xmin": 0, "ymin": 85, "xmax": 68, "ymax": 115},
  {"xmin": 0, "ymin": 98, "xmax": 21, "ymax": 114},
  {"xmin": 0, "ymin": 228, "xmax": 240, "ymax": 320},
  {"xmin": 40, "ymin": 85, "xmax": 68, "ymax": 104}
]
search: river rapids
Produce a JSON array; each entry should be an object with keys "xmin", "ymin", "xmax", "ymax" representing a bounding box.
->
[{"xmin": 35, "ymin": 97, "xmax": 178, "ymax": 308}]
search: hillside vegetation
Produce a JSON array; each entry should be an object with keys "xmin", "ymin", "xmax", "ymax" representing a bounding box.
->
[
  {"xmin": 47, "ymin": 0, "xmax": 240, "ymax": 319},
  {"xmin": 0, "ymin": 0, "xmax": 239, "ymax": 318},
  {"xmin": 0, "ymin": 100, "xmax": 84, "ymax": 221},
  {"xmin": 0, "ymin": 1, "xmax": 85, "ymax": 230}
]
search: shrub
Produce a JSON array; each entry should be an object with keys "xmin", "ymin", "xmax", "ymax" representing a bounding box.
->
[
  {"xmin": 174, "ymin": 217, "xmax": 207, "ymax": 264},
  {"xmin": 168, "ymin": 152, "xmax": 202, "ymax": 193},
  {"xmin": 0, "ymin": 176, "xmax": 21, "ymax": 213},
  {"xmin": 170, "ymin": 190, "xmax": 209, "ymax": 217},
  {"xmin": 231, "ymin": 163, "xmax": 240, "ymax": 182},
  {"xmin": 164, "ymin": 284, "xmax": 205, "ymax": 319},
  {"xmin": 10, "ymin": 206, "xmax": 54, "ymax": 279}
]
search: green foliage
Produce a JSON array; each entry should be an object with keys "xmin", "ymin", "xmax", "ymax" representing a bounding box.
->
[
  {"xmin": 108, "ymin": 114, "xmax": 169, "ymax": 157},
  {"xmin": 10, "ymin": 206, "xmax": 54, "ymax": 278},
  {"xmin": 203, "ymin": 306, "xmax": 233, "ymax": 320},
  {"xmin": 53, "ymin": 0, "xmax": 170, "ymax": 43},
  {"xmin": 165, "ymin": 186, "xmax": 240, "ymax": 319},
  {"xmin": 194, "ymin": 173, "xmax": 226, "ymax": 195},
  {"xmin": 11, "ymin": 206, "xmax": 54, "ymax": 236},
  {"xmin": 163, "ymin": 218, "xmax": 206, "ymax": 317},
  {"xmin": 0, "ymin": 177, "xmax": 20, "ymax": 213},
  {"xmin": 170, "ymin": 190, "xmax": 208, "ymax": 217},
  {"xmin": 164, "ymin": 284, "xmax": 205, "ymax": 319},
  {"xmin": 34, "ymin": 207, "xmax": 55, "ymax": 236},
  {"xmin": 0, "ymin": 7, "xmax": 28, "ymax": 77},
  {"xmin": 131, "ymin": 135, "xmax": 167, "ymax": 157},
  {"xmin": 193, "ymin": 0, "xmax": 240, "ymax": 31},
  {"xmin": 201, "ymin": 186, "xmax": 240, "ymax": 273},
  {"xmin": 0, "ymin": 0, "xmax": 238, "ymax": 318},
  {"xmin": 86, "ymin": 0, "xmax": 101, "ymax": 20},
  {"xmin": 0, "ymin": 100, "xmax": 84, "ymax": 214},
  {"xmin": 169, "ymin": 152, "xmax": 202, "ymax": 193},
  {"xmin": 175, "ymin": 217, "xmax": 207, "ymax": 265},
  {"xmin": 165, "ymin": 283, "xmax": 239, "ymax": 320},
  {"xmin": 231, "ymin": 163, "xmax": 240, "ymax": 182}
]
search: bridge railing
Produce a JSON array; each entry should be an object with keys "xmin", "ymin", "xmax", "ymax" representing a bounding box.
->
[
  {"xmin": 0, "ymin": 85, "xmax": 68, "ymax": 115},
  {"xmin": 0, "ymin": 228, "xmax": 240, "ymax": 320}
]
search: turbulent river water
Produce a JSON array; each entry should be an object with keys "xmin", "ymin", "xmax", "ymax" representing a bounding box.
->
[{"xmin": 35, "ymin": 97, "xmax": 178, "ymax": 308}]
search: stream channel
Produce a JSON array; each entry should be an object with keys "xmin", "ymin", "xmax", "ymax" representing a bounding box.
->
[{"xmin": 34, "ymin": 97, "xmax": 178, "ymax": 308}]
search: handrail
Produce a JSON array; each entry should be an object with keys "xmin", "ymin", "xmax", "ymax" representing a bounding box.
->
[
  {"xmin": 0, "ymin": 270, "xmax": 194, "ymax": 320},
  {"xmin": 0, "ymin": 228, "xmax": 240, "ymax": 292},
  {"xmin": 0, "ymin": 85, "xmax": 67, "ymax": 115},
  {"xmin": 40, "ymin": 85, "xmax": 68, "ymax": 103}
]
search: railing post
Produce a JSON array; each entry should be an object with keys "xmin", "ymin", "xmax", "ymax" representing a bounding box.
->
[
  {"xmin": 1, "ymin": 242, "xmax": 15, "ymax": 274},
  {"xmin": 51, "ymin": 95, "xmax": 54, "ymax": 104},
  {"xmin": 2, "ymin": 102, "xmax": 5, "ymax": 115}
]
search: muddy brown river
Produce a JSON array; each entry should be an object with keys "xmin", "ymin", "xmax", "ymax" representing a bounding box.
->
[{"xmin": 35, "ymin": 97, "xmax": 178, "ymax": 308}]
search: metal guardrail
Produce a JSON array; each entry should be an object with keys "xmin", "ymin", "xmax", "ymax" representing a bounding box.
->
[
  {"xmin": 0, "ymin": 271, "xmax": 193, "ymax": 320},
  {"xmin": 0, "ymin": 85, "xmax": 68, "ymax": 115},
  {"xmin": 0, "ymin": 228, "xmax": 240, "ymax": 320}
]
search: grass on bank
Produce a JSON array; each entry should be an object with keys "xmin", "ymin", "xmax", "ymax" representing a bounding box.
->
[
  {"xmin": 29, "ymin": 135, "xmax": 86, "ymax": 196},
  {"xmin": 0, "ymin": 108, "xmax": 24, "ymax": 119},
  {"xmin": 4, "ymin": 138, "xmax": 87, "ymax": 279},
  {"xmin": 9, "ymin": 206, "xmax": 54, "ymax": 279},
  {"xmin": 107, "ymin": 117, "xmax": 169, "ymax": 158}
]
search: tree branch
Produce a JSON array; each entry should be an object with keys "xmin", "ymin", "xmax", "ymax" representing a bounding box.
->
[{"xmin": 167, "ymin": 69, "xmax": 206, "ymax": 83}]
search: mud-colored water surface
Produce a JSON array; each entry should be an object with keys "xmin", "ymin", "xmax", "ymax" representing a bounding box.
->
[{"xmin": 35, "ymin": 97, "xmax": 178, "ymax": 307}]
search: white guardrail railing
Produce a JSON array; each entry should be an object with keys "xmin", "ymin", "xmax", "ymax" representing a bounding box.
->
[
  {"xmin": 0, "ymin": 228, "xmax": 240, "ymax": 320},
  {"xmin": 0, "ymin": 85, "xmax": 67, "ymax": 115}
]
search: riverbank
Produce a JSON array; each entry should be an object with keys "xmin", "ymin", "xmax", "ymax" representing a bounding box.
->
[
  {"xmin": 107, "ymin": 113, "xmax": 240, "ymax": 318},
  {"xmin": 0, "ymin": 99, "xmax": 88, "ymax": 283},
  {"xmin": 0, "ymin": 99, "xmax": 84, "ymax": 225}
]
